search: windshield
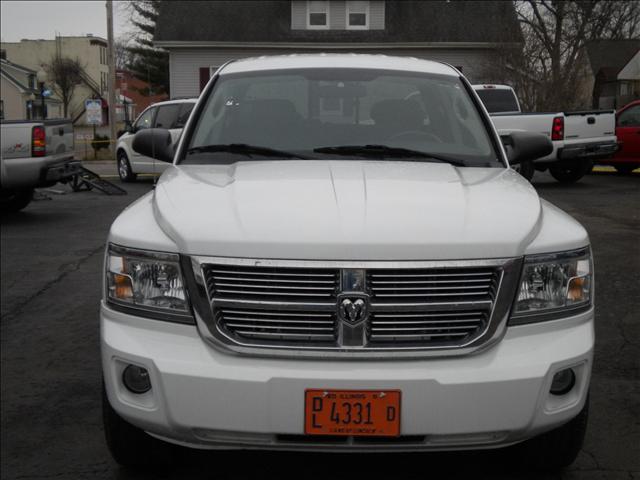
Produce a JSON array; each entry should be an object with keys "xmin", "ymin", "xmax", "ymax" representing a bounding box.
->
[
  {"xmin": 475, "ymin": 89, "xmax": 520, "ymax": 113},
  {"xmin": 184, "ymin": 68, "xmax": 500, "ymax": 166}
]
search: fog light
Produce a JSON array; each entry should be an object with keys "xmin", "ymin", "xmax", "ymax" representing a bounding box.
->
[
  {"xmin": 550, "ymin": 368, "xmax": 575, "ymax": 396},
  {"xmin": 122, "ymin": 364, "xmax": 151, "ymax": 394}
]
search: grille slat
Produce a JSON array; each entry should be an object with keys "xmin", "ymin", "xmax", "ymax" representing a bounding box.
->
[
  {"xmin": 372, "ymin": 325, "xmax": 480, "ymax": 331},
  {"xmin": 215, "ymin": 283, "xmax": 337, "ymax": 291},
  {"xmin": 232, "ymin": 331, "xmax": 336, "ymax": 339},
  {"xmin": 369, "ymin": 272, "xmax": 494, "ymax": 279},
  {"xmin": 371, "ymin": 285, "xmax": 491, "ymax": 291},
  {"xmin": 215, "ymin": 289, "xmax": 334, "ymax": 297},
  {"xmin": 225, "ymin": 324, "xmax": 335, "ymax": 331},
  {"xmin": 374, "ymin": 319, "xmax": 483, "ymax": 325},
  {"xmin": 209, "ymin": 269, "xmax": 336, "ymax": 278},
  {"xmin": 373, "ymin": 332, "xmax": 470, "ymax": 339},
  {"xmin": 224, "ymin": 316, "xmax": 334, "ymax": 325},
  {"xmin": 213, "ymin": 276, "xmax": 336, "ymax": 284},
  {"xmin": 371, "ymin": 278, "xmax": 492, "ymax": 285}
]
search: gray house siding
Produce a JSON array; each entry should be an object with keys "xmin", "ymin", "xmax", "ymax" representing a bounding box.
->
[
  {"xmin": 369, "ymin": 1, "xmax": 385, "ymax": 29},
  {"xmin": 329, "ymin": 1, "xmax": 346, "ymax": 30},
  {"xmin": 169, "ymin": 47, "xmax": 496, "ymax": 99},
  {"xmin": 291, "ymin": 2, "xmax": 306, "ymax": 29}
]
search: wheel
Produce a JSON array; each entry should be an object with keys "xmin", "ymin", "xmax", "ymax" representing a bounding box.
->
[
  {"xmin": 614, "ymin": 164, "xmax": 639, "ymax": 175},
  {"xmin": 102, "ymin": 384, "xmax": 176, "ymax": 469},
  {"xmin": 549, "ymin": 160, "xmax": 590, "ymax": 183},
  {"xmin": 117, "ymin": 151, "xmax": 137, "ymax": 183},
  {"xmin": 517, "ymin": 397, "xmax": 589, "ymax": 471},
  {"xmin": 513, "ymin": 160, "xmax": 535, "ymax": 182},
  {"xmin": 0, "ymin": 189, "xmax": 33, "ymax": 212}
]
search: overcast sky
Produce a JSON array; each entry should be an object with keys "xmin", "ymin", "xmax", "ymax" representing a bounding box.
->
[{"xmin": 0, "ymin": 1, "xmax": 132, "ymax": 43}]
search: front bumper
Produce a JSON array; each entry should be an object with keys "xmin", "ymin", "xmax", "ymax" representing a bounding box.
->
[{"xmin": 101, "ymin": 302, "xmax": 593, "ymax": 451}]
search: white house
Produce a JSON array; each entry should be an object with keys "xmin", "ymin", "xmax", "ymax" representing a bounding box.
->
[{"xmin": 154, "ymin": 0, "xmax": 523, "ymax": 99}]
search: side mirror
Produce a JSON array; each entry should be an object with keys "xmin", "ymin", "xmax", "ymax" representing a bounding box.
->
[
  {"xmin": 501, "ymin": 132, "xmax": 553, "ymax": 165},
  {"xmin": 132, "ymin": 128, "xmax": 174, "ymax": 163},
  {"xmin": 125, "ymin": 123, "xmax": 135, "ymax": 134}
]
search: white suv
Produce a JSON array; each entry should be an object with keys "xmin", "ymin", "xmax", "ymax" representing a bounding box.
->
[
  {"xmin": 102, "ymin": 55, "xmax": 593, "ymax": 471},
  {"xmin": 115, "ymin": 99, "xmax": 196, "ymax": 182}
]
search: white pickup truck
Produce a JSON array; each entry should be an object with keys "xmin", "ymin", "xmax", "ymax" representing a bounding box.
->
[
  {"xmin": 474, "ymin": 84, "xmax": 618, "ymax": 182},
  {"xmin": 0, "ymin": 119, "xmax": 81, "ymax": 211},
  {"xmin": 102, "ymin": 56, "xmax": 594, "ymax": 471}
]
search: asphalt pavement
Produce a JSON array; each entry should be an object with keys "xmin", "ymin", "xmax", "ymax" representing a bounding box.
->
[{"xmin": 1, "ymin": 167, "xmax": 638, "ymax": 480}]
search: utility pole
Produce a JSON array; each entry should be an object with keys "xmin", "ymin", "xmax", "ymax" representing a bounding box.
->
[{"xmin": 106, "ymin": 0, "xmax": 117, "ymax": 159}]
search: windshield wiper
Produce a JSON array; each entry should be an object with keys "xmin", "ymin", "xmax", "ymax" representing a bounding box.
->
[
  {"xmin": 313, "ymin": 145, "xmax": 466, "ymax": 166},
  {"xmin": 186, "ymin": 144, "xmax": 310, "ymax": 159}
]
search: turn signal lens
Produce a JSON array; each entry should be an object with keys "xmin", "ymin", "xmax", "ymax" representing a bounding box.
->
[{"xmin": 112, "ymin": 273, "xmax": 134, "ymax": 299}]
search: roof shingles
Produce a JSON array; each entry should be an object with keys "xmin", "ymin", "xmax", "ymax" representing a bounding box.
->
[{"xmin": 155, "ymin": 0, "xmax": 522, "ymax": 44}]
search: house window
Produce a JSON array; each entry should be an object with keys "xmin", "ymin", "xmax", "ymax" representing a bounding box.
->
[
  {"xmin": 620, "ymin": 82, "xmax": 629, "ymax": 96},
  {"xmin": 307, "ymin": 1, "xmax": 329, "ymax": 29},
  {"xmin": 346, "ymin": 1, "xmax": 369, "ymax": 29}
]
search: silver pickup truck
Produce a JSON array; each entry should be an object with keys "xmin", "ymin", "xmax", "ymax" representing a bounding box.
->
[
  {"xmin": 474, "ymin": 85, "xmax": 618, "ymax": 183},
  {"xmin": 0, "ymin": 119, "xmax": 81, "ymax": 211}
]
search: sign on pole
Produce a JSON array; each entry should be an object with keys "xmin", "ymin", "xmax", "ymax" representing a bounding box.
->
[{"xmin": 85, "ymin": 99, "xmax": 103, "ymax": 126}]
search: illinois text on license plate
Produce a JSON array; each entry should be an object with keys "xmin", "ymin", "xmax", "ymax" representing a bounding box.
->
[{"xmin": 304, "ymin": 389, "xmax": 401, "ymax": 436}]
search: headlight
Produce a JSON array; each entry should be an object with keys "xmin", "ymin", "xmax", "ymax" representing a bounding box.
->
[
  {"xmin": 510, "ymin": 247, "xmax": 592, "ymax": 324},
  {"xmin": 105, "ymin": 244, "xmax": 193, "ymax": 323}
]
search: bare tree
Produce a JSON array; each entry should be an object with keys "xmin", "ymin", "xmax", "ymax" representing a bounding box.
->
[
  {"xmin": 47, "ymin": 56, "xmax": 84, "ymax": 117},
  {"xmin": 114, "ymin": 37, "xmax": 133, "ymax": 70},
  {"xmin": 515, "ymin": 0, "xmax": 640, "ymax": 110}
]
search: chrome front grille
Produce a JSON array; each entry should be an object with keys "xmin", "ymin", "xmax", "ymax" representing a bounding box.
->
[
  {"xmin": 216, "ymin": 308, "xmax": 337, "ymax": 343},
  {"xmin": 368, "ymin": 311, "xmax": 488, "ymax": 345},
  {"xmin": 193, "ymin": 257, "xmax": 521, "ymax": 358},
  {"xmin": 367, "ymin": 267, "xmax": 499, "ymax": 303},
  {"xmin": 204, "ymin": 264, "xmax": 339, "ymax": 303}
]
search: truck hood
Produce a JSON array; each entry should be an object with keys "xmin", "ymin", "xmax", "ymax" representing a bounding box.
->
[{"xmin": 152, "ymin": 161, "xmax": 542, "ymax": 260}]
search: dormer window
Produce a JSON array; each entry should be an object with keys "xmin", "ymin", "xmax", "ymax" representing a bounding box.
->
[
  {"xmin": 346, "ymin": 1, "xmax": 369, "ymax": 29},
  {"xmin": 307, "ymin": 1, "xmax": 329, "ymax": 29}
]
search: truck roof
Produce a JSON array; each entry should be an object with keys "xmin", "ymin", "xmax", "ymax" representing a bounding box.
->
[{"xmin": 220, "ymin": 54, "xmax": 460, "ymax": 77}]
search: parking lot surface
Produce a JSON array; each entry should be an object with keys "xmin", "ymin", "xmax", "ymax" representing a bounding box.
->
[{"xmin": 1, "ymin": 169, "xmax": 639, "ymax": 480}]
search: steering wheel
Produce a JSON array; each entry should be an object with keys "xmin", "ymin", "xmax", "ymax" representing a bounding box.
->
[{"xmin": 387, "ymin": 130, "xmax": 443, "ymax": 143}]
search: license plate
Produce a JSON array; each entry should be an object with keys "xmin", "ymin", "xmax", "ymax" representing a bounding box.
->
[{"xmin": 304, "ymin": 389, "xmax": 401, "ymax": 437}]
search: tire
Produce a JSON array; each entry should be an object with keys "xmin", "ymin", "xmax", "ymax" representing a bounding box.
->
[
  {"xmin": 0, "ymin": 189, "xmax": 33, "ymax": 212},
  {"xmin": 117, "ymin": 151, "xmax": 137, "ymax": 183},
  {"xmin": 614, "ymin": 164, "xmax": 639, "ymax": 175},
  {"xmin": 102, "ymin": 384, "xmax": 176, "ymax": 469},
  {"xmin": 517, "ymin": 397, "xmax": 589, "ymax": 471},
  {"xmin": 549, "ymin": 160, "xmax": 590, "ymax": 183},
  {"xmin": 513, "ymin": 160, "xmax": 535, "ymax": 182}
]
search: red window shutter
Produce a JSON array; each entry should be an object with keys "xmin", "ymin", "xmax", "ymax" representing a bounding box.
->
[{"xmin": 199, "ymin": 67, "xmax": 210, "ymax": 93}]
